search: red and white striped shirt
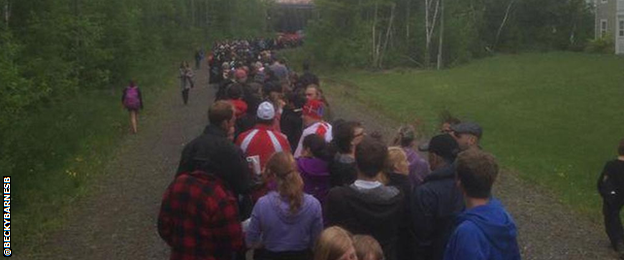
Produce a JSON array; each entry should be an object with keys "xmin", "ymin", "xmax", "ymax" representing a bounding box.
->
[
  {"xmin": 235, "ymin": 124, "xmax": 291, "ymax": 173},
  {"xmin": 294, "ymin": 121, "xmax": 333, "ymax": 158}
]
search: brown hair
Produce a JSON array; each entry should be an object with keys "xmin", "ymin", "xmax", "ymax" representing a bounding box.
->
[
  {"xmin": 456, "ymin": 149, "xmax": 499, "ymax": 198},
  {"xmin": 356, "ymin": 136, "xmax": 388, "ymax": 178},
  {"xmin": 353, "ymin": 235, "xmax": 384, "ymax": 260},
  {"xmin": 619, "ymin": 138, "xmax": 624, "ymax": 156},
  {"xmin": 208, "ymin": 100, "xmax": 234, "ymax": 126},
  {"xmin": 265, "ymin": 152, "xmax": 304, "ymax": 214},
  {"xmin": 314, "ymin": 226, "xmax": 354, "ymax": 260}
]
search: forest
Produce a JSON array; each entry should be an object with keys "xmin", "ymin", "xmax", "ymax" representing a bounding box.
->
[{"xmin": 304, "ymin": 0, "xmax": 597, "ymax": 68}]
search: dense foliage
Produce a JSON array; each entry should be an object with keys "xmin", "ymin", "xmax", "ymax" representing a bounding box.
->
[
  {"xmin": 304, "ymin": 0, "xmax": 594, "ymax": 68},
  {"xmin": 0, "ymin": 0, "xmax": 268, "ymax": 228}
]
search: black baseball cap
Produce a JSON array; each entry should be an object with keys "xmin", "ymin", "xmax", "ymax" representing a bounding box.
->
[{"xmin": 419, "ymin": 134, "xmax": 459, "ymax": 161}]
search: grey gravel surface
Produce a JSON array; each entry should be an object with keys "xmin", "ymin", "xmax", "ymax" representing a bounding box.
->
[{"xmin": 27, "ymin": 68, "xmax": 618, "ymax": 260}]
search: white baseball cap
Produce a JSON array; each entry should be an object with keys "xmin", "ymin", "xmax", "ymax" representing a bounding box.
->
[{"xmin": 257, "ymin": 102, "xmax": 275, "ymax": 120}]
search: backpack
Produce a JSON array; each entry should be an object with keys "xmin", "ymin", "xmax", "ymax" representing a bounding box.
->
[{"xmin": 124, "ymin": 87, "xmax": 141, "ymax": 110}]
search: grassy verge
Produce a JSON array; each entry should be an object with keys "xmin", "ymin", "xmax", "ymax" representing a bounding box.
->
[
  {"xmin": 291, "ymin": 51, "xmax": 624, "ymax": 219},
  {"xmin": 14, "ymin": 49, "xmax": 191, "ymax": 254}
]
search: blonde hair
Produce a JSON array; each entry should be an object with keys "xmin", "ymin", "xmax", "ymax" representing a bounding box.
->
[
  {"xmin": 314, "ymin": 226, "xmax": 354, "ymax": 260},
  {"xmin": 265, "ymin": 152, "xmax": 304, "ymax": 214},
  {"xmin": 379, "ymin": 147, "xmax": 409, "ymax": 184},
  {"xmin": 353, "ymin": 235, "xmax": 384, "ymax": 260}
]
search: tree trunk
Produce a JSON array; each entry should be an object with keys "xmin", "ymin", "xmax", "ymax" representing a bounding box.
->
[
  {"xmin": 372, "ymin": 3, "xmax": 378, "ymax": 66},
  {"xmin": 494, "ymin": 0, "xmax": 515, "ymax": 50},
  {"xmin": 406, "ymin": 0, "xmax": 411, "ymax": 42},
  {"xmin": 437, "ymin": 0, "xmax": 444, "ymax": 70},
  {"xmin": 424, "ymin": 0, "xmax": 440, "ymax": 68},
  {"xmin": 380, "ymin": 3, "xmax": 396, "ymax": 68},
  {"xmin": 3, "ymin": 0, "xmax": 10, "ymax": 27}
]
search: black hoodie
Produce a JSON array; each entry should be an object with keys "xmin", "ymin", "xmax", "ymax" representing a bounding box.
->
[{"xmin": 325, "ymin": 183, "xmax": 405, "ymax": 260}]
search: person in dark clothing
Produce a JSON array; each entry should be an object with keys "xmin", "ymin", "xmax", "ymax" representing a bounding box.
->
[
  {"xmin": 412, "ymin": 134, "xmax": 464, "ymax": 260},
  {"xmin": 281, "ymin": 90, "xmax": 306, "ymax": 151},
  {"xmin": 176, "ymin": 101, "xmax": 252, "ymax": 197},
  {"xmin": 598, "ymin": 138, "xmax": 624, "ymax": 257},
  {"xmin": 329, "ymin": 121, "xmax": 365, "ymax": 187},
  {"xmin": 326, "ymin": 136, "xmax": 405, "ymax": 260},
  {"xmin": 444, "ymin": 149, "xmax": 520, "ymax": 260}
]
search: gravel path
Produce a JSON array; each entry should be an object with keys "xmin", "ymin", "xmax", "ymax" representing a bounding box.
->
[
  {"xmin": 30, "ymin": 65, "xmax": 214, "ymax": 259},
  {"xmin": 325, "ymin": 81, "xmax": 618, "ymax": 260},
  {"xmin": 25, "ymin": 67, "xmax": 618, "ymax": 260}
]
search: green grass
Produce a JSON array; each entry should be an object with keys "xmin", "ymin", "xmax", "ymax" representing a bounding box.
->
[{"xmin": 321, "ymin": 52, "xmax": 624, "ymax": 218}]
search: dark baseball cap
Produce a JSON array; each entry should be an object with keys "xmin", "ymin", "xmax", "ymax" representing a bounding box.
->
[
  {"xmin": 450, "ymin": 122, "xmax": 482, "ymax": 138},
  {"xmin": 419, "ymin": 134, "xmax": 459, "ymax": 160}
]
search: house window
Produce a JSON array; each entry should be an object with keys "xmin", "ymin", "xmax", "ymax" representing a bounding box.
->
[
  {"xmin": 620, "ymin": 20, "xmax": 624, "ymax": 36},
  {"xmin": 602, "ymin": 19, "xmax": 608, "ymax": 38},
  {"xmin": 602, "ymin": 0, "xmax": 608, "ymax": 4}
]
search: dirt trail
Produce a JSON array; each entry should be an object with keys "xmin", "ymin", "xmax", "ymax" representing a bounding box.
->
[
  {"xmin": 326, "ymin": 82, "xmax": 617, "ymax": 260},
  {"xmin": 30, "ymin": 65, "xmax": 214, "ymax": 259},
  {"xmin": 27, "ymin": 65, "xmax": 617, "ymax": 260}
]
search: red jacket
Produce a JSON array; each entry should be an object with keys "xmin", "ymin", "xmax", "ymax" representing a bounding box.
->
[{"xmin": 236, "ymin": 124, "xmax": 291, "ymax": 201}]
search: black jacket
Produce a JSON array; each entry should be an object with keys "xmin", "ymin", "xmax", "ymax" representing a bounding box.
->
[
  {"xmin": 598, "ymin": 159, "xmax": 624, "ymax": 203},
  {"xmin": 326, "ymin": 184, "xmax": 405, "ymax": 260},
  {"xmin": 386, "ymin": 173, "xmax": 416, "ymax": 260},
  {"xmin": 411, "ymin": 164, "xmax": 464, "ymax": 260},
  {"xmin": 329, "ymin": 154, "xmax": 358, "ymax": 187},
  {"xmin": 280, "ymin": 107, "xmax": 303, "ymax": 151},
  {"xmin": 177, "ymin": 125, "xmax": 252, "ymax": 196}
]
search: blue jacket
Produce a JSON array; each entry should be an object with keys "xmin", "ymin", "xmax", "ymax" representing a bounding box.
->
[{"xmin": 444, "ymin": 199, "xmax": 521, "ymax": 260}]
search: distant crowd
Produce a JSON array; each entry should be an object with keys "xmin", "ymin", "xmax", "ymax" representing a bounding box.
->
[{"xmin": 156, "ymin": 38, "xmax": 522, "ymax": 260}]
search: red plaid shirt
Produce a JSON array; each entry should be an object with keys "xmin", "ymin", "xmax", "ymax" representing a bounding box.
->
[{"xmin": 158, "ymin": 171, "xmax": 243, "ymax": 260}]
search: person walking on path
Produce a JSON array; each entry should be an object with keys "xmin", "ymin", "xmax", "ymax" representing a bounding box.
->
[
  {"xmin": 443, "ymin": 149, "xmax": 521, "ymax": 260},
  {"xmin": 598, "ymin": 139, "xmax": 624, "ymax": 258},
  {"xmin": 121, "ymin": 80, "xmax": 143, "ymax": 134},
  {"xmin": 246, "ymin": 152, "xmax": 323, "ymax": 260},
  {"xmin": 179, "ymin": 62, "xmax": 194, "ymax": 105}
]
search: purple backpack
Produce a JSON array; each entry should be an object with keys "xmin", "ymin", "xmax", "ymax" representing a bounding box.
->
[{"xmin": 124, "ymin": 87, "xmax": 141, "ymax": 110}]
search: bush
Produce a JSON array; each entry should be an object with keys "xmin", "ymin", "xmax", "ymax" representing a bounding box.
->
[{"xmin": 585, "ymin": 35, "xmax": 615, "ymax": 54}]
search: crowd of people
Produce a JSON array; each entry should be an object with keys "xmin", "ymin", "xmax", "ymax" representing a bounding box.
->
[{"xmin": 156, "ymin": 38, "xmax": 521, "ymax": 260}]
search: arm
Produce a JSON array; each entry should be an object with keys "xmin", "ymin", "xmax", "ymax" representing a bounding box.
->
[
  {"xmin": 217, "ymin": 144, "xmax": 252, "ymax": 195},
  {"xmin": 245, "ymin": 203, "xmax": 263, "ymax": 249}
]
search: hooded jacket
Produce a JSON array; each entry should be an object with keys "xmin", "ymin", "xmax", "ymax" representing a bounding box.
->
[
  {"xmin": 443, "ymin": 199, "xmax": 521, "ymax": 260},
  {"xmin": 325, "ymin": 183, "xmax": 405, "ymax": 260},
  {"xmin": 297, "ymin": 157, "xmax": 331, "ymax": 204},
  {"xmin": 246, "ymin": 192, "xmax": 323, "ymax": 253}
]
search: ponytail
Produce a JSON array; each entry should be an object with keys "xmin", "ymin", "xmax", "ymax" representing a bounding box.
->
[{"xmin": 265, "ymin": 152, "xmax": 304, "ymax": 215}]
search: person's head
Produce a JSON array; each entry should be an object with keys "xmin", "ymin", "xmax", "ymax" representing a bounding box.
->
[
  {"xmin": 226, "ymin": 83, "xmax": 243, "ymax": 100},
  {"xmin": 355, "ymin": 136, "xmax": 388, "ymax": 180},
  {"xmin": 234, "ymin": 69, "xmax": 248, "ymax": 83},
  {"xmin": 129, "ymin": 80, "xmax": 136, "ymax": 88},
  {"xmin": 305, "ymin": 85, "xmax": 321, "ymax": 101},
  {"xmin": 313, "ymin": 226, "xmax": 357, "ymax": 260},
  {"xmin": 265, "ymin": 152, "xmax": 304, "ymax": 214},
  {"xmin": 332, "ymin": 121, "xmax": 365, "ymax": 155},
  {"xmin": 393, "ymin": 125, "xmax": 416, "ymax": 148},
  {"xmin": 619, "ymin": 139, "xmax": 624, "ymax": 156},
  {"xmin": 208, "ymin": 101, "xmax": 236, "ymax": 138},
  {"xmin": 352, "ymin": 235, "xmax": 384, "ymax": 260},
  {"xmin": 302, "ymin": 99, "xmax": 325, "ymax": 126},
  {"xmin": 439, "ymin": 111, "xmax": 460, "ymax": 134},
  {"xmin": 456, "ymin": 149, "xmax": 499, "ymax": 200},
  {"xmin": 450, "ymin": 122, "xmax": 483, "ymax": 151},
  {"xmin": 302, "ymin": 134, "xmax": 328, "ymax": 159},
  {"xmin": 385, "ymin": 147, "xmax": 409, "ymax": 175},
  {"xmin": 256, "ymin": 101, "xmax": 275, "ymax": 125},
  {"xmin": 422, "ymin": 134, "xmax": 459, "ymax": 171}
]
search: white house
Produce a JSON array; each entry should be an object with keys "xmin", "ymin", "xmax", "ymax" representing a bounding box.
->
[{"xmin": 595, "ymin": 0, "xmax": 624, "ymax": 53}]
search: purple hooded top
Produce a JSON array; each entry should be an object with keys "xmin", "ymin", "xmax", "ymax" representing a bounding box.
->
[
  {"xmin": 404, "ymin": 147, "xmax": 431, "ymax": 187},
  {"xmin": 296, "ymin": 157, "xmax": 331, "ymax": 204}
]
